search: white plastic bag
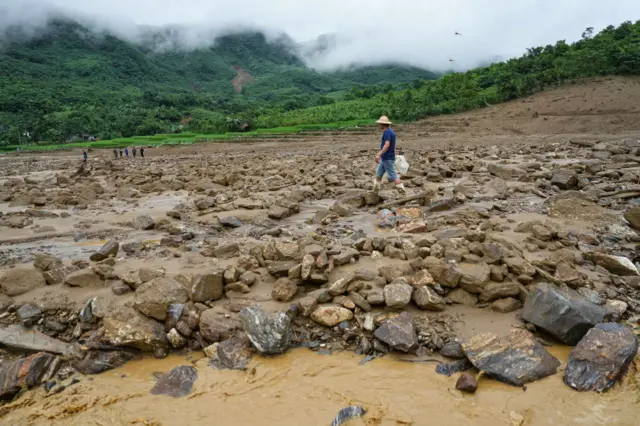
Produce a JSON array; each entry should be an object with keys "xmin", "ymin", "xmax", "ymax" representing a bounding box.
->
[{"xmin": 395, "ymin": 155, "xmax": 409, "ymax": 175}]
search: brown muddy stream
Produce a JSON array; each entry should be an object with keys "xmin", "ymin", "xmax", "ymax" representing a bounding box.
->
[{"xmin": 3, "ymin": 347, "xmax": 639, "ymax": 426}]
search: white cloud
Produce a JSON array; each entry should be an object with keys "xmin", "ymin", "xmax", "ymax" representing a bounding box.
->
[{"xmin": 1, "ymin": 0, "xmax": 639, "ymax": 71}]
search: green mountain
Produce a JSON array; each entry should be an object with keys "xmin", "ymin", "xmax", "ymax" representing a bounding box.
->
[{"xmin": 0, "ymin": 19, "xmax": 437, "ymax": 143}]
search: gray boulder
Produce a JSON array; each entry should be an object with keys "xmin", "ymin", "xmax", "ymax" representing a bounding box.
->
[
  {"xmin": 150, "ymin": 366, "xmax": 197, "ymax": 398},
  {"xmin": 564, "ymin": 323, "xmax": 638, "ymax": 392},
  {"xmin": 463, "ymin": 329, "xmax": 560, "ymax": 386},
  {"xmin": 102, "ymin": 306, "xmax": 168, "ymax": 350},
  {"xmin": 132, "ymin": 214, "xmax": 155, "ymax": 230},
  {"xmin": 240, "ymin": 306, "xmax": 292, "ymax": 355},
  {"xmin": 33, "ymin": 253, "xmax": 64, "ymax": 271},
  {"xmin": 551, "ymin": 170, "xmax": 578, "ymax": 190},
  {"xmin": 89, "ymin": 240, "xmax": 119, "ymax": 261},
  {"xmin": 209, "ymin": 335, "xmax": 255, "ymax": 370},
  {"xmin": 589, "ymin": 252, "xmax": 638, "ymax": 276},
  {"xmin": 0, "ymin": 268, "xmax": 46, "ymax": 296},
  {"xmin": 522, "ymin": 283, "xmax": 611, "ymax": 345},
  {"xmin": 383, "ymin": 282, "xmax": 413, "ymax": 308},
  {"xmin": 373, "ymin": 312, "xmax": 419, "ymax": 353},
  {"xmin": 413, "ymin": 286, "xmax": 446, "ymax": 311},
  {"xmin": 189, "ymin": 271, "xmax": 224, "ymax": 302}
]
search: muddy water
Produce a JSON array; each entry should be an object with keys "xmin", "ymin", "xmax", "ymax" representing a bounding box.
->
[{"xmin": 3, "ymin": 348, "xmax": 638, "ymax": 426}]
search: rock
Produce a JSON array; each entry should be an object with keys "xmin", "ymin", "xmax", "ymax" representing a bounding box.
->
[
  {"xmin": 0, "ymin": 352, "xmax": 59, "ymax": 400},
  {"xmin": 413, "ymin": 286, "xmax": 446, "ymax": 311},
  {"xmin": 89, "ymin": 240, "xmax": 119, "ymax": 261},
  {"xmin": 210, "ymin": 335, "xmax": 255, "ymax": 370},
  {"xmin": 447, "ymin": 288, "xmax": 478, "ymax": 306},
  {"xmin": 268, "ymin": 204, "xmax": 292, "ymax": 220},
  {"xmin": 43, "ymin": 266, "xmax": 77, "ymax": 285},
  {"xmin": 333, "ymin": 247, "xmax": 359, "ymax": 266},
  {"xmin": 199, "ymin": 309, "xmax": 242, "ymax": 343},
  {"xmin": 64, "ymin": 268, "xmax": 103, "ymax": 287},
  {"xmin": 456, "ymin": 373, "xmax": 478, "ymax": 393},
  {"xmin": 167, "ymin": 328, "xmax": 188, "ymax": 348},
  {"xmin": 0, "ymin": 294, "xmax": 12, "ymax": 313},
  {"xmin": 0, "ymin": 324, "xmax": 73, "ymax": 355},
  {"xmin": 522, "ymin": 283, "xmax": 611, "ymax": 345},
  {"xmin": 408, "ymin": 270, "xmax": 435, "ymax": 288},
  {"xmin": 440, "ymin": 341, "xmax": 465, "ymax": 359},
  {"xmin": 213, "ymin": 242, "xmax": 239, "ymax": 259},
  {"xmin": 0, "ymin": 268, "xmax": 46, "ymax": 296},
  {"xmin": 424, "ymin": 257, "xmax": 461, "ymax": 288},
  {"xmin": 17, "ymin": 303, "xmax": 42, "ymax": 327},
  {"xmin": 328, "ymin": 276, "xmax": 353, "ymax": 296},
  {"xmin": 491, "ymin": 298, "xmax": 522, "ymax": 313},
  {"xmin": 458, "ymin": 263, "xmax": 490, "ymax": 294},
  {"xmin": 564, "ymin": 323, "xmax": 639, "ymax": 392},
  {"xmin": 479, "ymin": 281, "xmax": 520, "ymax": 302},
  {"xmin": 275, "ymin": 241, "xmax": 300, "ymax": 260},
  {"xmin": 384, "ymin": 283, "xmax": 413, "ymax": 309},
  {"xmin": 150, "ymin": 366, "xmax": 198, "ymax": 398},
  {"xmin": 272, "ymin": 278, "xmax": 298, "ymax": 302},
  {"xmin": 267, "ymin": 261, "xmax": 298, "ymax": 277},
  {"xmin": 623, "ymin": 207, "xmax": 640, "ymax": 231},
  {"xmin": 73, "ymin": 351, "xmax": 134, "ymax": 375},
  {"xmin": 102, "ymin": 306, "xmax": 169, "ymax": 350},
  {"xmin": 487, "ymin": 164, "xmax": 525, "ymax": 180},
  {"xmin": 463, "ymin": 329, "xmax": 560, "ymax": 386},
  {"xmin": 378, "ymin": 264, "xmax": 411, "ymax": 283},
  {"xmin": 551, "ymin": 170, "xmax": 578, "ymax": 189},
  {"xmin": 240, "ymin": 306, "xmax": 291, "ymax": 355},
  {"xmin": 310, "ymin": 305, "xmax": 354, "ymax": 327},
  {"xmin": 589, "ymin": 252, "xmax": 638, "ymax": 276},
  {"xmin": 132, "ymin": 214, "xmax": 155, "ymax": 230},
  {"xmin": 122, "ymin": 268, "xmax": 165, "ymax": 290},
  {"xmin": 373, "ymin": 312, "xmax": 418, "ymax": 353},
  {"xmin": 300, "ymin": 254, "xmax": 315, "ymax": 280},
  {"xmin": 330, "ymin": 406, "xmax": 367, "ymax": 426},
  {"xmin": 220, "ymin": 216, "xmax": 242, "ymax": 228},
  {"xmin": 239, "ymin": 271, "xmax": 258, "ymax": 286},
  {"xmin": 189, "ymin": 271, "xmax": 224, "ymax": 302},
  {"xmin": 134, "ymin": 277, "xmax": 189, "ymax": 321},
  {"xmin": 33, "ymin": 254, "xmax": 64, "ymax": 271}
]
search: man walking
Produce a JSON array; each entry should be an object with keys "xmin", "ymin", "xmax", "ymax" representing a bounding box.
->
[
  {"xmin": 125, "ymin": 147, "xmax": 129, "ymax": 158},
  {"xmin": 373, "ymin": 116, "xmax": 405, "ymax": 194},
  {"xmin": 132, "ymin": 147, "xmax": 137, "ymax": 158},
  {"xmin": 140, "ymin": 147, "xmax": 145, "ymax": 158},
  {"xmin": 82, "ymin": 150, "xmax": 88, "ymax": 163}
]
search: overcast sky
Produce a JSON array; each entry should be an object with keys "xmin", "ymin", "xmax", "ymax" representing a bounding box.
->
[{"xmin": 2, "ymin": 0, "xmax": 639, "ymax": 71}]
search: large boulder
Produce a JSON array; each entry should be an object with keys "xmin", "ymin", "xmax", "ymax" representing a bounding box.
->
[
  {"xmin": 458, "ymin": 263, "xmax": 490, "ymax": 294},
  {"xmin": 463, "ymin": 329, "xmax": 560, "ymax": 386},
  {"xmin": 413, "ymin": 286, "xmax": 446, "ymax": 311},
  {"xmin": 424, "ymin": 257, "xmax": 461, "ymax": 288},
  {"xmin": 64, "ymin": 268, "xmax": 103, "ymax": 287},
  {"xmin": 240, "ymin": 306, "xmax": 292, "ymax": 355},
  {"xmin": 623, "ymin": 207, "xmax": 640, "ymax": 231},
  {"xmin": 199, "ymin": 309, "xmax": 242, "ymax": 343},
  {"xmin": 0, "ymin": 352, "xmax": 59, "ymax": 400},
  {"xmin": 150, "ymin": 366, "xmax": 197, "ymax": 398},
  {"xmin": 272, "ymin": 278, "xmax": 298, "ymax": 302},
  {"xmin": 487, "ymin": 164, "xmax": 525, "ymax": 180},
  {"xmin": 373, "ymin": 312, "xmax": 419, "ymax": 353},
  {"xmin": 522, "ymin": 283, "xmax": 611, "ymax": 345},
  {"xmin": 479, "ymin": 281, "xmax": 520, "ymax": 303},
  {"xmin": 384, "ymin": 283, "xmax": 413, "ymax": 309},
  {"xmin": 132, "ymin": 214, "xmax": 155, "ymax": 230},
  {"xmin": 134, "ymin": 277, "xmax": 189, "ymax": 321},
  {"xmin": 188, "ymin": 271, "xmax": 224, "ymax": 302},
  {"xmin": 33, "ymin": 253, "xmax": 64, "ymax": 271},
  {"xmin": 210, "ymin": 335, "xmax": 255, "ymax": 370},
  {"xmin": 122, "ymin": 268, "xmax": 165, "ymax": 290},
  {"xmin": 102, "ymin": 306, "xmax": 168, "ymax": 350},
  {"xmin": 310, "ymin": 305, "xmax": 353, "ymax": 327},
  {"xmin": 73, "ymin": 350, "xmax": 134, "ymax": 375},
  {"xmin": 564, "ymin": 323, "xmax": 639, "ymax": 392},
  {"xmin": 89, "ymin": 240, "xmax": 119, "ymax": 262},
  {"xmin": 0, "ymin": 268, "xmax": 46, "ymax": 296},
  {"xmin": 550, "ymin": 170, "xmax": 578, "ymax": 190},
  {"xmin": 589, "ymin": 252, "xmax": 638, "ymax": 276}
]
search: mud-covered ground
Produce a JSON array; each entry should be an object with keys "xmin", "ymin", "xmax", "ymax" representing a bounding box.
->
[{"xmin": 1, "ymin": 120, "xmax": 640, "ymax": 424}]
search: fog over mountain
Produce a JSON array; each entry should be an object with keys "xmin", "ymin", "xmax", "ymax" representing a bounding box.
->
[{"xmin": 2, "ymin": 0, "xmax": 639, "ymax": 71}]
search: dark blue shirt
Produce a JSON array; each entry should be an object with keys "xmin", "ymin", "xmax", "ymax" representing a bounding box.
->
[{"xmin": 380, "ymin": 128, "xmax": 396, "ymax": 161}]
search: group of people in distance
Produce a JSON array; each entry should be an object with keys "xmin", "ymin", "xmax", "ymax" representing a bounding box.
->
[{"xmin": 112, "ymin": 147, "xmax": 145, "ymax": 159}]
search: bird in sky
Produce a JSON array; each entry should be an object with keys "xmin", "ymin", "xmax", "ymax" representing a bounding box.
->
[
  {"xmin": 449, "ymin": 59, "xmax": 455, "ymax": 62},
  {"xmin": 455, "ymin": 32, "xmax": 462, "ymax": 36}
]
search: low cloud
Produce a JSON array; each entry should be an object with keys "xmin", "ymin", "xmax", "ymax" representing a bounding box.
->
[{"xmin": 2, "ymin": 0, "xmax": 639, "ymax": 71}]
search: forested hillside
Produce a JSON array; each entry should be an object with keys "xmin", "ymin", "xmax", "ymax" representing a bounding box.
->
[
  {"xmin": 256, "ymin": 21, "xmax": 640, "ymax": 128},
  {"xmin": 1, "ymin": 19, "xmax": 639, "ymax": 146},
  {"xmin": 0, "ymin": 19, "xmax": 436, "ymax": 144}
]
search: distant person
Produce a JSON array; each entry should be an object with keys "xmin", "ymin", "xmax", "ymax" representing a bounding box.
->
[
  {"xmin": 132, "ymin": 147, "xmax": 137, "ymax": 158},
  {"xmin": 119, "ymin": 148, "xmax": 123, "ymax": 158},
  {"xmin": 140, "ymin": 147, "xmax": 145, "ymax": 158},
  {"xmin": 113, "ymin": 149, "xmax": 118, "ymax": 159},
  {"xmin": 125, "ymin": 147, "xmax": 129, "ymax": 158},
  {"xmin": 83, "ymin": 150, "xmax": 88, "ymax": 163},
  {"xmin": 372, "ymin": 116, "xmax": 405, "ymax": 194}
]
